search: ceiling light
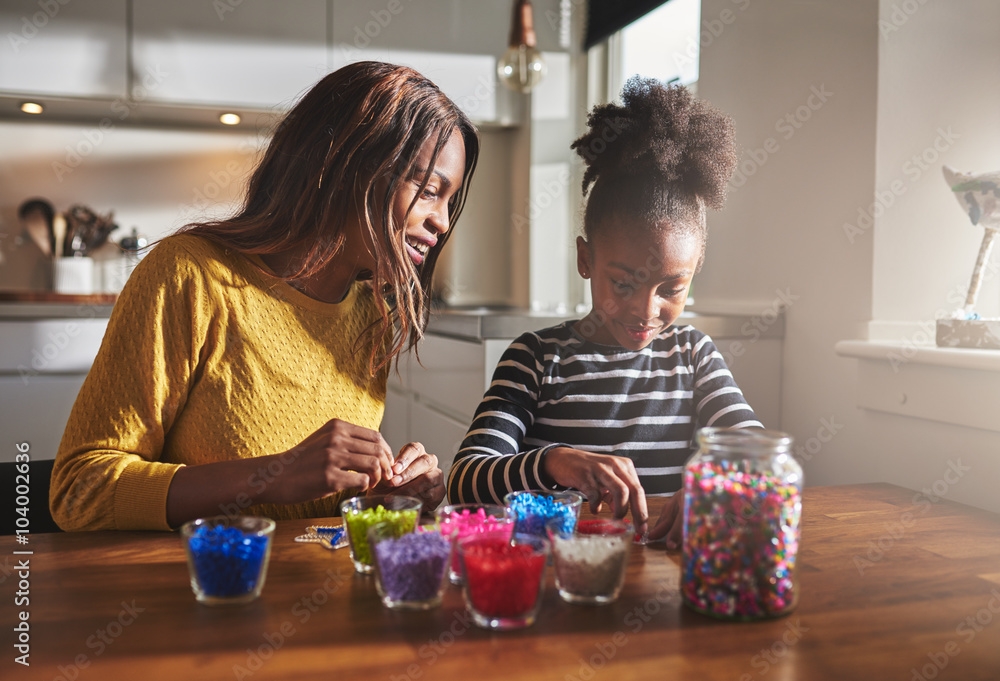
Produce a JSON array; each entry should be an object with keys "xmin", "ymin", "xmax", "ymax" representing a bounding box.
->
[
  {"xmin": 20, "ymin": 101, "xmax": 43, "ymax": 114},
  {"xmin": 219, "ymin": 112, "xmax": 241, "ymax": 125},
  {"xmin": 498, "ymin": 0, "xmax": 546, "ymax": 93}
]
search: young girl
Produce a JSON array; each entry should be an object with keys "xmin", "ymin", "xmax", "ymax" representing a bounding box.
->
[
  {"xmin": 51, "ymin": 62, "xmax": 479, "ymax": 531},
  {"xmin": 447, "ymin": 78, "xmax": 760, "ymax": 544}
]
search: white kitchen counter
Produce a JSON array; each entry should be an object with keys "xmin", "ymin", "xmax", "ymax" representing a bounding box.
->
[{"xmin": 426, "ymin": 306, "xmax": 785, "ymax": 341}]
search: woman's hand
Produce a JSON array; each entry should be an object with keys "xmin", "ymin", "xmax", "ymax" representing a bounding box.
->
[
  {"xmin": 166, "ymin": 418, "xmax": 395, "ymax": 527},
  {"xmin": 370, "ymin": 442, "xmax": 446, "ymax": 512},
  {"xmin": 647, "ymin": 488, "xmax": 685, "ymax": 549},
  {"xmin": 543, "ymin": 447, "xmax": 649, "ymax": 536},
  {"xmin": 256, "ymin": 418, "xmax": 395, "ymax": 505}
]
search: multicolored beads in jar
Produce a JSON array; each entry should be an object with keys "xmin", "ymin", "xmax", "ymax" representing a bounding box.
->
[{"xmin": 681, "ymin": 436, "xmax": 802, "ymax": 620}]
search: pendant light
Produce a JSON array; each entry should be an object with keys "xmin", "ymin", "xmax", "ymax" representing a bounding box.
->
[{"xmin": 498, "ymin": 0, "xmax": 546, "ymax": 93}]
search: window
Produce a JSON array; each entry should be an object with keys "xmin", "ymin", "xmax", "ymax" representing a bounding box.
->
[{"xmin": 620, "ymin": 0, "xmax": 701, "ymax": 88}]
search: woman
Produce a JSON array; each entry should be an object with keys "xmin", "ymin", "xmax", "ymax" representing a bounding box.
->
[{"xmin": 50, "ymin": 62, "xmax": 480, "ymax": 531}]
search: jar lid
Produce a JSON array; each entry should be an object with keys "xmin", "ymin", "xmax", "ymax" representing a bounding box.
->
[{"xmin": 695, "ymin": 427, "xmax": 793, "ymax": 455}]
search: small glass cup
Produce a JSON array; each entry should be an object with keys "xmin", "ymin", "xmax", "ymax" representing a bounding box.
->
[
  {"xmin": 504, "ymin": 490, "xmax": 583, "ymax": 537},
  {"xmin": 434, "ymin": 503, "xmax": 513, "ymax": 584},
  {"xmin": 181, "ymin": 516, "xmax": 275, "ymax": 606},
  {"xmin": 547, "ymin": 517, "xmax": 631, "ymax": 605},
  {"xmin": 340, "ymin": 494, "xmax": 422, "ymax": 574},
  {"xmin": 457, "ymin": 529, "xmax": 549, "ymax": 630},
  {"xmin": 369, "ymin": 521, "xmax": 451, "ymax": 610}
]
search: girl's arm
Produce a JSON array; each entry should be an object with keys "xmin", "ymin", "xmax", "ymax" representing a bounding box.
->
[
  {"xmin": 691, "ymin": 333, "xmax": 763, "ymax": 429},
  {"xmin": 445, "ymin": 333, "xmax": 649, "ymax": 533},
  {"xmin": 446, "ymin": 334, "xmax": 564, "ymax": 505}
]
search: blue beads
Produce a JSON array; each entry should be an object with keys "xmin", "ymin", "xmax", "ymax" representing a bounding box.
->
[
  {"xmin": 507, "ymin": 493, "xmax": 578, "ymax": 536},
  {"xmin": 187, "ymin": 524, "xmax": 268, "ymax": 598}
]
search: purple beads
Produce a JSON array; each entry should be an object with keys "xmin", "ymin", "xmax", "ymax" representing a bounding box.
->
[{"xmin": 372, "ymin": 530, "xmax": 451, "ymax": 608}]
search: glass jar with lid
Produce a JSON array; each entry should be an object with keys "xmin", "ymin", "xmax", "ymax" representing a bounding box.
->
[{"xmin": 681, "ymin": 427, "xmax": 803, "ymax": 620}]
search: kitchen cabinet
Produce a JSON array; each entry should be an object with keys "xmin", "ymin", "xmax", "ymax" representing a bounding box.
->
[
  {"xmin": 0, "ymin": 315, "xmax": 109, "ymax": 464},
  {"xmin": 0, "ymin": 374, "xmax": 87, "ymax": 462},
  {"xmin": 380, "ymin": 333, "xmax": 507, "ymax": 477},
  {"xmin": 331, "ymin": 0, "xmax": 569, "ymax": 125},
  {"xmin": 0, "ymin": 0, "xmax": 575, "ymax": 129},
  {"xmin": 0, "ymin": 0, "xmax": 128, "ymax": 99},
  {"xmin": 131, "ymin": 0, "xmax": 328, "ymax": 109}
]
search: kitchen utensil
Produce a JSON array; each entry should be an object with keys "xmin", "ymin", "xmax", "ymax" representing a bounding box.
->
[
  {"xmin": 63, "ymin": 204, "xmax": 118, "ymax": 256},
  {"xmin": 53, "ymin": 212, "xmax": 68, "ymax": 258},
  {"xmin": 17, "ymin": 198, "xmax": 54, "ymax": 257}
]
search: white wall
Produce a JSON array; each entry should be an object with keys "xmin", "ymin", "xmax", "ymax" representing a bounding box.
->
[
  {"xmin": 695, "ymin": 0, "xmax": 1000, "ymax": 512},
  {"xmin": 865, "ymin": 0, "xmax": 1000, "ymax": 513},
  {"xmin": 872, "ymin": 0, "xmax": 1000, "ymax": 327},
  {"xmin": 696, "ymin": 0, "xmax": 878, "ymax": 489}
]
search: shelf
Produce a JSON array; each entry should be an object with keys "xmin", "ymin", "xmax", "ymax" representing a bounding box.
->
[{"xmin": 836, "ymin": 340, "xmax": 1000, "ymax": 433}]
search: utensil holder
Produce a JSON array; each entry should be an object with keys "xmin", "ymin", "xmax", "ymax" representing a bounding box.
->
[{"xmin": 53, "ymin": 257, "xmax": 95, "ymax": 295}]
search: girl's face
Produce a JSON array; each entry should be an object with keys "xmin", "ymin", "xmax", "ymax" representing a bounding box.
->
[
  {"xmin": 576, "ymin": 224, "xmax": 702, "ymax": 350},
  {"xmin": 392, "ymin": 130, "xmax": 466, "ymax": 269}
]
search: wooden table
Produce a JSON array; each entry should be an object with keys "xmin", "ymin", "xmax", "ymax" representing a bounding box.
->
[{"xmin": 3, "ymin": 484, "xmax": 999, "ymax": 680}]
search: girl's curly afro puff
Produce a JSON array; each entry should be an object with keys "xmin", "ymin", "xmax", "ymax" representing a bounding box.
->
[{"xmin": 572, "ymin": 77, "xmax": 738, "ymax": 262}]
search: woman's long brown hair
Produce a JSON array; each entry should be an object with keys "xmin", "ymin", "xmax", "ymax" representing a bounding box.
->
[{"xmin": 181, "ymin": 61, "xmax": 480, "ymax": 375}]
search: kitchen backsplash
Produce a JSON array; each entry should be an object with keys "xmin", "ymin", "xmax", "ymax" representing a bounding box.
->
[
  {"xmin": 0, "ymin": 120, "xmax": 532, "ymax": 305},
  {"xmin": 0, "ymin": 120, "xmax": 263, "ymax": 291}
]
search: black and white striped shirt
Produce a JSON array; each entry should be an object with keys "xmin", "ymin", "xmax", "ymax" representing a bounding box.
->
[{"xmin": 446, "ymin": 322, "xmax": 762, "ymax": 504}]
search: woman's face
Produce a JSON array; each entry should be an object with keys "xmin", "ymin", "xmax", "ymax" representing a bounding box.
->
[
  {"xmin": 393, "ymin": 130, "xmax": 467, "ymax": 270},
  {"xmin": 577, "ymin": 224, "xmax": 702, "ymax": 350}
]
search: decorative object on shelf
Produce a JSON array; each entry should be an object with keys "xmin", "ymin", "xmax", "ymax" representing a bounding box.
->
[
  {"xmin": 938, "ymin": 166, "xmax": 1000, "ymax": 349},
  {"xmin": 498, "ymin": 0, "xmax": 546, "ymax": 93}
]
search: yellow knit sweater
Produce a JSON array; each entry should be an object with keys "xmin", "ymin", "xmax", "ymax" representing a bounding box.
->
[{"xmin": 50, "ymin": 234, "xmax": 388, "ymax": 531}]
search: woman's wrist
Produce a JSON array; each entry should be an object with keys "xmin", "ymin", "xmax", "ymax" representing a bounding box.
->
[{"xmin": 165, "ymin": 456, "xmax": 271, "ymax": 528}]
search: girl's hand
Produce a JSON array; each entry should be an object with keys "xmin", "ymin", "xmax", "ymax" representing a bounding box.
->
[
  {"xmin": 543, "ymin": 447, "xmax": 649, "ymax": 536},
  {"xmin": 370, "ymin": 442, "xmax": 446, "ymax": 512},
  {"xmin": 258, "ymin": 418, "xmax": 395, "ymax": 505},
  {"xmin": 648, "ymin": 488, "xmax": 685, "ymax": 549}
]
